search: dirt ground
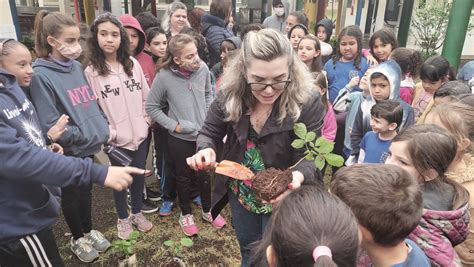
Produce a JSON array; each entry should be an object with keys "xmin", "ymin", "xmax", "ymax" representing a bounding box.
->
[{"xmin": 53, "ymin": 180, "xmax": 242, "ymax": 266}]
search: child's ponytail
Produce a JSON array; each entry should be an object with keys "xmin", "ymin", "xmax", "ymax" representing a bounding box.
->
[
  {"xmin": 34, "ymin": 10, "xmax": 77, "ymax": 58},
  {"xmin": 313, "ymin": 246, "xmax": 337, "ymax": 267}
]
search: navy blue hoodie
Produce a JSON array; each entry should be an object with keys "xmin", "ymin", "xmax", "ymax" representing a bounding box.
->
[
  {"xmin": 31, "ymin": 59, "xmax": 109, "ymax": 157},
  {"xmin": 0, "ymin": 69, "xmax": 107, "ymax": 244}
]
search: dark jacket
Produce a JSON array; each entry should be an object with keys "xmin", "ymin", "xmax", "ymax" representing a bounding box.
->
[
  {"xmin": 201, "ymin": 13, "xmax": 234, "ymax": 67},
  {"xmin": 0, "ymin": 69, "xmax": 107, "ymax": 244},
  {"xmin": 197, "ymin": 91, "xmax": 325, "ymax": 205},
  {"xmin": 315, "ymin": 18, "xmax": 333, "ymax": 42}
]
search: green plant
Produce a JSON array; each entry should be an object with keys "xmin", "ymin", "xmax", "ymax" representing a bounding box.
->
[
  {"xmin": 291, "ymin": 123, "xmax": 344, "ymax": 170},
  {"xmin": 112, "ymin": 231, "xmax": 140, "ymax": 259},
  {"xmin": 163, "ymin": 237, "xmax": 193, "ymax": 257},
  {"xmin": 410, "ymin": 0, "xmax": 474, "ymax": 60}
]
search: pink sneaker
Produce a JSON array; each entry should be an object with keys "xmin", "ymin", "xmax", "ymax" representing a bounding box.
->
[
  {"xmin": 202, "ymin": 211, "xmax": 226, "ymax": 229},
  {"xmin": 130, "ymin": 212, "xmax": 153, "ymax": 232},
  {"xmin": 117, "ymin": 218, "xmax": 133, "ymax": 240},
  {"xmin": 179, "ymin": 214, "xmax": 199, "ymax": 236}
]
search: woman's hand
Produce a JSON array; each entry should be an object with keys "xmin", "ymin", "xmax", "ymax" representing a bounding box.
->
[
  {"xmin": 49, "ymin": 143, "xmax": 64, "ymax": 154},
  {"xmin": 47, "ymin": 115, "xmax": 69, "ymax": 141},
  {"xmin": 186, "ymin": 148, "xmax": 216, "ymax": 171},
  {"xmin": 267, "ymin": 171, "xmax": 304, "ymax": 205}
]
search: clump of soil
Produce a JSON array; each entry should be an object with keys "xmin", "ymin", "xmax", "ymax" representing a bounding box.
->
[{"xmin": 252, "ymin": 168, "xmax": 293, "ymax": 201}]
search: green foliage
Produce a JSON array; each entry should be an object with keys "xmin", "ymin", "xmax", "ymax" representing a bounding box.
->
[
  {"xmin": 410, "ymin": 0, "xmax": 474, "ymax": 60},
  {"xmin": 112, "ymin": 231, "xmax": 140, "ymax": 258},
  {"xmin": 291, "ymin": 123, "xmax": 344, "ymax": 170},
  {"xmin": 163, "ymin": 237, "xmax": 194, "ymax": 257}
]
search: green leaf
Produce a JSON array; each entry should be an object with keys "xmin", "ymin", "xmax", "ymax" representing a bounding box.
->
[
  {"xmin": 324, "ymin": 153, "xmax": 345, "ymax": 167},
  {"xmin": 318, "ymin": 139, "xmax": 334, "ymax": 154},
  {"xmin": 126, "ymin": 246, "xmax": 133, "ymax": 255},
  {"xmin": 305, "ymin": 131, "xmax": 316, "ymax": 142},
  {"xmin": 314, "ymin": 137, "xmax": 325, "ymax": 147},
  {"xmin": 291, "ymin": 139, "xmax": 305, "ymax": 149},
  {"xmin": 314, "ymin": 155, "xmax": 325, "ymax": 170},
  {"xmin": 294, "ymin": 123, "xmax": 307, "ymax": 139},
  {"xmin": 180, "ymin": 237, "xmax": 194, "ymax": 247},
  {"xmin": 305, "ymin": 153, "xmax": 315, "ymax": 161},
  {"xmin": 129, "ymin": 230, "xmax": 140, "ymax": 240},
  {"xmin": 164, "ymin": 240, "xmax": 175, "ymax": 247}
]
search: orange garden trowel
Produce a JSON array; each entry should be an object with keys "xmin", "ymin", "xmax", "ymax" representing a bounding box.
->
[{"xmin": 211, "ymin": 160, "xmax": 255, "ymax": 180}]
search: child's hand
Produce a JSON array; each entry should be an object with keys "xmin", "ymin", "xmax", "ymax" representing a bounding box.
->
[
  {"xmin": 366, "ymin": 54, "xmax": 378, "ymax": 66},
  {"xmin": 104, "ymin": 166, "xmax": 146, "ymax": 191},
  {"xmin": 49, "ymin": 143, "xmax": 64, "ymax": 154},
  {"xmin": 348, "ymin": 76, "xmax": 360, "ymax": 89},
  {"xmin": 47, "ymin": 115, "xmax": 69, "ymax": 141}
]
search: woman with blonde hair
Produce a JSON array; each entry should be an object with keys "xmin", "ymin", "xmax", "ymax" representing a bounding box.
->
[
  {"xmin": 161, "ymin": 1, "xmax": 190, "ymax": 37},
  {"xmin": 187, "ymin": 28, "xmax": 325, "ymax": 266}
]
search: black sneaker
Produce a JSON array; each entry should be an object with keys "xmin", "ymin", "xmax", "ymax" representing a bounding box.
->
[
  {"xmin": 141, "ymin": 198, "xmax": 159, "ymax": 214},
  {"xmin": 126, "ymin": 195, "xmax": 159, "ymax": 214},
  {"xmin": 146, "ymin": 187, "xmax": 162, "ymax": 201}
]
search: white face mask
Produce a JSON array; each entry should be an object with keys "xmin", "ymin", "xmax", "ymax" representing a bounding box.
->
[{"xmin": 274, "ymin": 7, "xmax": 285, "ymax": 17}]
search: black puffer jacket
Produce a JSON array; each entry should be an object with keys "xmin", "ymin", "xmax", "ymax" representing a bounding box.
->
[{"xmin": 201, "ymin": 13, "xmax": 234, "ymax": 67}]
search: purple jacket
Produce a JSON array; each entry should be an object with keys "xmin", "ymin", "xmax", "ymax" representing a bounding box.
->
[{"xmin": 409, "ymin": 182, "xmax": 470, "ymax": 267}]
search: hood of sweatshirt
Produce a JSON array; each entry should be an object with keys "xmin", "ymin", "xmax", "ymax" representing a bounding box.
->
[
  {"xmin": 369, "ymin": 60, "xmax": 401, "ymax": 101},
  {"xmin": 222, "ymin": 36, "xmax": 242, "ymax": 49},
  {"xmin": 202, "ymin": 13, "xmax": 227, "ymax": 34},
  {"xmin": 0, "ymin": 69, "xmax": 17, "ymax": 89},
  {"xmin": 119, "ymin": 14, "xmax": 146, "ymax": 56},
  {"xmin": 316, "ymin": 18, "xmax": 333, "ymax": 42},
  {"xmin": 33, "ymin": 57, "xmax": 75, "ymax": 73}
]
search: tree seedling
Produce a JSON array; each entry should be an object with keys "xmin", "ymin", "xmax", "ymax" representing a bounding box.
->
[
  {"xmin": 112, "ymin": 230, "xmax": 140, "ymax": 259},
  {"xmin": 291, "ymin": 123, "xmax": 344, "ymax": 170},
  {"xmin": 163, "ymin": 237, "xmax": 194, "ymax": 257}
]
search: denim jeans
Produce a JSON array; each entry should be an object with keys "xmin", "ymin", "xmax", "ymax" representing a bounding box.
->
[{"xmin": 228, "ymin": 191, "xmax": 271, "ymax": 267}]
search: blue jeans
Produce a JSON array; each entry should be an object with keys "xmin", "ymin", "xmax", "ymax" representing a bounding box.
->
[
  {"xmin": 228, "ymin": 191, "xmax": 271, "ymax": 267},
  {"xmin": 109, "ymin": 136, "xmax": 150, "ymax": 219}
]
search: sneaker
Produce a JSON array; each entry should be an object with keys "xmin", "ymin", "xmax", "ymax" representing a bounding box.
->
[
  {"xmin": 117, "ymin": 218, "xmax": 133, "ymax": 240},
  {"xmin": 84, "ymin": 230, "xmax": 111, "ymax": 253},
  {"xmin": 159, "ymin": 200, "xmax": 174, "ymax": 216},
  {"xmin": 146, "ymin": 187, "xmax": 162, "ymax": 201},
  {"xmin": 179, "ymin": 214, "xmax": 199, "ymax": 236},
  {"xmin": 127, "ymin": 196, "xmax": 159, "ymax": 214},
  {"xmin": 141, "ymin": 198, "xmax": 159, "ymax": 214},
  {"xmin": 130, "ymin": 212, "xmax": 153, "ymax": 232},
  {"xmin": 202, "ymin": 211, "xmax": 227, "ymax": 229},
  {"xmin": 192, "ymin": 195, "xmax": 202, "ymax": 207},
  {"xmin": 70, "ymin": 237, "xmax": 99, "ymax": 263}
]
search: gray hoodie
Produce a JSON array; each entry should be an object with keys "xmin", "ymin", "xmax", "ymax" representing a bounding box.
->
[
  {"xmin": 262, "ymin": 0, "xmax": 290, "ymax": 33},
  {"xmin": 30, "ymin": 59, "xmax": 109, "ymax": 157},
  {"xmin": 146, "ymin": 62, "xmax": 212, "ymax": 141},
  {"xmin": 350, "ymin": 60, "xmax": 415, "ymax": 157}
]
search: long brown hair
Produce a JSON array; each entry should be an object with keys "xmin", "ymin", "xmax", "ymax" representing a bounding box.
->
[
  {"xmin": 332, "ymin": 25, "xmax": 363, "ymax": 70},
  {"xmin": 299, "ymin": 35, "xmax": 323, "ymax": 73},
  {"xmin": 250, "ymin": 186, "xmax": 359, "ymax": 267},
  {"xmin": 313, "ymin": 72, "xmax": 328, "ymax": 111},
  {"xmin": 86, "ymin": 13, "xmax": 133, "ymax": 77},
  {"xmin": 155, "ymin": 34, "xmax": 196, "ymax": 72},
  {"xmin": 34, "ymin": 10, "xmax": 77, "ymax": 58}
]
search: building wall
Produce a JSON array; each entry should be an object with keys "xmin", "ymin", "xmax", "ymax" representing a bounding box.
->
[{"xmin": 1, "ymin": 1, "xmax": 18, "ymax": 39}]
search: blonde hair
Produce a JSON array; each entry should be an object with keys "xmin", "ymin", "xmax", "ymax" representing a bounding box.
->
[
  {"xmin": 220, "ymin": 28, "xmax": 314, "ymax": 124},
  {"xmin": 156, "ymin": 33, "xmax": 196, "ymax": 72},
  {"xmin": 161, "ymin": 2, "xmax": 190, "ymax": 33},
  {"xmin": 429, "ymin": 101, "xmax": 474, "ymax": 154}
]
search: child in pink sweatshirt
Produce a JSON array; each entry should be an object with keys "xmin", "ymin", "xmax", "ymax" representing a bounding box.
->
[{"xmin": 314, "ymin": 72, "xmax": 337, "ymax": 141}]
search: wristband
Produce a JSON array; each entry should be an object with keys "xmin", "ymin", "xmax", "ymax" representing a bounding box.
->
[{"xmin": 47, "ymin": 135, "xmax": 54, "ymax": 145}]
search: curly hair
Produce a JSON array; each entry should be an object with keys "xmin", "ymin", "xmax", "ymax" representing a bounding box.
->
[{"xmin": 86, "ymin": 13, "xmax": 133, "ymax": 77}]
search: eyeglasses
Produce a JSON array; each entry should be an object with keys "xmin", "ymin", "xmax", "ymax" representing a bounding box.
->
[{"xmin": 247, "ymin": 79, "xmax": 291, "ymax": 91}]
